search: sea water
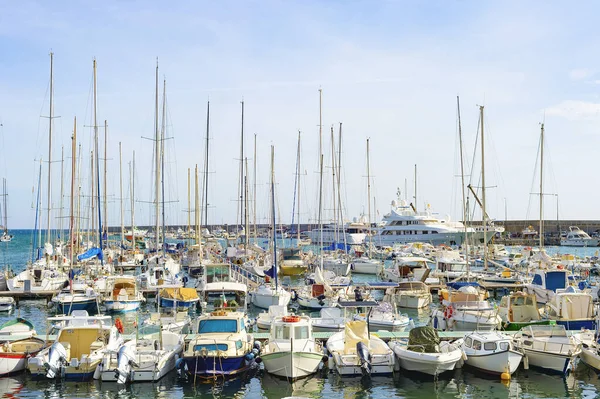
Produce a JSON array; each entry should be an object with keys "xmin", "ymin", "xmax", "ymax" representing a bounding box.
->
[{"xmin": 0, "ymin": 230, "xmax": 599, "ymax": 398}]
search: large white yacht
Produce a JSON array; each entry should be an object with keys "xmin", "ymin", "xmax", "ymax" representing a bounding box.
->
[
  {"xmin": 560, "ymin": 226, "xmax": 600, "ymax": 247},
  {"xmin": 372, "ymin": 198, "xmax": 466, "ymax": 247},
  {"xmin": 305, "ymin": 219, "xmax": 369, "ymax": 246}
]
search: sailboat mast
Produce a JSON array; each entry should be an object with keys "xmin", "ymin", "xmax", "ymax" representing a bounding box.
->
[
  {"xmin": 59, "ymin": 146, "xmax": 64, "ymax": 258},
  {"xmin": 160, "ymin": 79, "xmax": 167, "ymax": 256},
  {"xmin": 46, "ymin": 52, "xmax": 54, "ymax": 245},
  {"xmin": 131, "ymin": 151, "xmax": 136, "ymax": 248},
  {"xmin": 69, "ymin": 117, "xmax": 76, "ymax": 262},
  {"xmin": 330, "ymin": 126, "xmax": 337, "ymax": 243},
  {"xmin": 296, "ymin": 131, "xmax": 301, "ymax": 242},
  {"xmin": 457, "ymin": 97, "xmax": 469, "ymax": 266},
  {"xmin": 367, "ymin": 139, "xmax": 372, "ymax": 253},
  {"xmin": 187, "ymin": 168, "xmax": 190, "ymax": 235},
  {"xmin": 479, "ymin": 105, "xmax": 487, "ymax": 270},
  {"xmin": 539, "ymin": 123, "xmax": 544, "ymax": 248},
  {"xmin": 195, "ymin": 165, "xmax": 200, "ymax": 245},
  {"xmin": 337, "ymin": 123, "xmax": 346, "ymax": 249},
  {"xmin": 93, "ymin": 59, "xmax": 103, "ymax": 257},
  {"xmin": 204, "ymin": 101, "xmax": 210, "ymax": 228},
  {"xmin": 119, "ymin": 142, "xmax": 124, "ymax": 251},
  {"xmin": 239, "ymin": 101, "xmax": 245, "ymax": 245},
  {"xmin": 103, "ymin": 121, "xmax": 108, "ymax": 245},
  {"xmin": 271, "ymin": 145, "xmax": 278, "ymax": 288},
  {"xmin": 318, "ymin": 89, "xmax": 323, "ymax": 248},
  {"xmin": 244, "ymin": 158, "xmax": 249, "ymax": 250},
  {"xmin": 253, "ymin": 134, "xmax": 257, "ymax": 242},
  {"xmin": 2, "ymin": 179, "xmax": 6, "ymax": 235},
  {"xmin": 154, "ymin": 60, "xmax": 160, "ymax": 255}
]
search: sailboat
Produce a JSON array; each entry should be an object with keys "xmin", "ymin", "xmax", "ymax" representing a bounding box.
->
[
  {"xmin": 250, "ymin": 146, "xmax": 291, "ymax": 309},
  {"xmin": 0, "ymin": 179, "xmax": 12, "ymax": 242}
]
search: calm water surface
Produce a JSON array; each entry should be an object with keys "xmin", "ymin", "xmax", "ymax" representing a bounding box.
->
[{"xmin": 0, "ymin": 230, "xmax": 599, "ymax": 398}]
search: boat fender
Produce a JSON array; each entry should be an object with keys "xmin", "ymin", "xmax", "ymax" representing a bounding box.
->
[
  {"xmin": 175, "ymin": 357, "xmax": 187, "ymax": 376},
  {"xmin": 253, "ymin": 341, "xmax": 262, "ymax": 352},
  {"xmin": 444, "ymin": 305, "xmax": 454, "ymax": 320},
  {"xmin": 245, "ymin": 352, "xmax": 255, "ymax": 361},
  {"xmin": 523, "ymin": 355, "xmax": 529, "ymax": 370}
]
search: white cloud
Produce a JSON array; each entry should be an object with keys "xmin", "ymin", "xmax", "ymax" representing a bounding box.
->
[
  {"xmin": 569, "ymin": 68, "xmax": 594, "ymax": 80},
  {"xmin": 545, "ymin": 100, "xmax": 600, "ymax": 120}
]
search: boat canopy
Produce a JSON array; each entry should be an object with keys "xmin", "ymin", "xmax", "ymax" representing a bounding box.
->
[
  {"xmin": 446, "ymin": 281, "xmax": 480, "ymax": 290},
  {"xmin": 408, "ymin": 326, "xmax": 440, "ymax": 353},
  {"xmin": 159, "ymin": 287, "xmax": 199, "ymax": 301},
  {"xmin": 343, "ymin": 320, "xmax": 369, "ymax": 354},
  {"xmin": 77, "ymin": 247, "xmax": 103, "ymax": 261}
]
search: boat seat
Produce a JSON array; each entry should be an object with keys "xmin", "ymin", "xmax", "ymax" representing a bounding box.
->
[{"xmin": 89, "ymin": 340, "xmax": 104, "ymax": 352}]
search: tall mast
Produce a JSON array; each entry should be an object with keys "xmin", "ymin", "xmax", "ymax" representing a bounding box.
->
[
  {"xmin": 195, "ymin": 165, "xmax": 199, "ymax": 244},
  {"xmin": 296, "ymin": 131, "xmax": 301, "ymax": 242},
  {"xmin": 457, "ymin": 96, "xmax": 469, "ymax": 266},
  {"xmin": 253, "ymin": 134, "xmax": 257, "ymax": 242},
  {"xmin": 119, "ymin": 142, "xmax": 124, "ymax": 251},
  {"xmin": 239, "ymin": 101, "xmax": 245, "ymax": 241},
  {"xmin": 270, "ymin": 145, "xmax": 278, "ymax": 289},
  {"xmin": 244, "ymin": 157, "xmax": 249, "ymax": 250},
  {"xmin": 204, "ymin": 101, "xmax": 210, "ymax": 228},
  {"xmin": 2, "ymin": 179, "xmax": 6, "ymax": 235},
  {"xmin": 75, "ymin": 144, "xmax": 81, "ymax": 257},
  {"xmin": 160, "ymin": 79, "xmax": 167, "ymax": 256},
  {"xmin": 46, "ymin": 52, "xmax": 54, "ymax": 245},
  {"xmin": 130, "ymin": 151, "xmax": 136, "ymax": 248},
  {"xmin": 33, "ymin": 160, "xmax": 42, "ymax": 262},
  {"xmin": 480, "ymin": 105, "xmax": 487, "ymax": 270},
  {"xmin": 337, "ymin": 123, "xmax": 347, "ymax": 250},
  {"xmin": 69, "ymin": 117, "xmax": 76, "ymax": 262},
  {"xmin": 103, "ymin": 120, "xmax": 108, "ymax": 244},
  {"xmin": 154, "ymin": 60, "xmax": 160, "ymax": 254},
  {"xmin": 539, "ymin": 123, "xmax": 544, "ymax": 249},
  {"xmin": 59, "ymin": 146, "xmax": 64, "ymax": 245},
  {"xmin": 318, "ymin": 89, "xmax": 323, "ymax": 247},
  {"xmin": 187, "ymin": 168, "xmax": 191, "ymax": 235},
  {"xmin": 93, "ymin": 58, "xmax": 103, "ymax": 257},
  {"xmin": 330, "ymin": 126, "xmax": 337, "ymax": 242},
  {"xmin": 366, "ymin": 138, "xmax": 372, "ymax": 254}
]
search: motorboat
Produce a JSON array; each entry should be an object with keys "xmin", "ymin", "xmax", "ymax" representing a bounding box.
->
[
  {"xmin": 260, "ymin": 314, "xmax": 326, "ymax": 380},
  {"xmin": 97, "ymin": 330, "xmax": 184, "ymax": 383},
  {"xmin": 141, "ymin": 311, "xmax": 192, "ymax": 334},
  {"xmin": 295, "ymin": 283, "xmax": 340, "ymax": 310},
  {"xmin": 512, "ymin": 324, "xmax": 581, "ymax": 374},
  {"xmin": 560, "ymin": 226, "xmax": 600, "ymax": 247},
  {"xmin": 7, "ymin": 267, "xmax": 68, "ymax": 292},
  {"xmin": 497, "ymin": 292, "xmax": 553, "ymax": 331},
  {"xmin": 102, "ymin": 275, "xmax": 145, "ymax": 313},
  {"xmin": 372, "ymin": 197, "xmax": 466, "ymax": 247},
  {"xmin": 523, "ymin": 268, "xmax": 569, "ymax": 304},
  {"xmin": 28, "ymin": 315, "xmax": 123, "ymax": 380},
  {"xmin": 158, "ymin": 287, "xmax": 200, "ymax": 311},
  {"xmin": 459, "ymin": 331, "xmax": 523, "ymax": 375},
  {"xmin": 0, "ymin": 337, "xmax": 46, "ymax": 376},
  {"xmin": 380, "ymin": 256, "xmax": 435, "ymax": 284},
  {"xmin": 250, "ymin": 283, "xmax": 291, "ymax": 310},
  {"xmin": 388, "ymin": 326, "xmax": 463, "ymax": 376},
  {"xmin": 544, "ymin": 287, "xmax": 596, "ymax": 330},
  {"xmin": 349, "ymin": 254, "xmax": 383, "ymax": 275},
  {"xmin": 383, "ymin": 281, "xmax": 432, "ymax": 309},
  {"xmin": 0, "ymin": 297, "xmax": 15, "ymax": 312},
  {"xmin": 46, "ymin": 311, "xmax": 112, "ymax": 336},
  {"xmin": 179, "ymin": 310, "xmax": 259, "ymax": 379},
  {"xmin": 199, "ymin": 281, "xmax": 248, "ymax": 313},
  {"xmin": 51, "ymin": 284, "xmax": 100, "ymax": 315},
  {"xmin": 578, "ymin": 330, "xmax": 600, "ymax": 372},
  {"xmin": 352, "ymin": 302, "xmax": 411, "ymax": 332},
  {"xmin": 326, "ymin": 318, "xmax": 395, "ymax": 376},
  {"xmin": 311, "ymin": 307, "xmax": 346, "ymax": 333},
  {"xmin": 431, "ymin": 282, "xmax": 501, "ymax": 331},
  {"xmin": 255, "ymin": 305, "xmax": 288, "ymax": 330},
  {"xmin": 0, "ymin": 318, "xmax": 36, "ymax": 338},
  {"xmin": 279, "ymin": 248, "xmax": 308, "ymax": 276},
  {"xmin": 305, "ymin": 221, "xmax": 368, "ymax": 246}
]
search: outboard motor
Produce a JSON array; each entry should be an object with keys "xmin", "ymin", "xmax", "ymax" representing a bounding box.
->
[
  {"xmin": 44, "ymin": 342, "xmax": 67, "ymax": 379},
  {"xmin": 317, "ymin": 294, "xmax": 326, "ymax": 306},
  {"xmin": 115, "ymin": 345, "xmax": 137, "ymax": 384},
  {"xmin": 356, "ymin": 341, "xmax": 371, "ymax": 376}
]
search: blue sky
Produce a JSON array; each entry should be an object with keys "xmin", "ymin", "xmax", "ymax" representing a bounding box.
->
[{"xmin": 1, "ymin": 1, "xmax": 599, "ymax": 229}]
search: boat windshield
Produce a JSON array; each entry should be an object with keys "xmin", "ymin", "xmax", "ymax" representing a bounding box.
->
[
  {"xmin": 526, "ymin": 325, "xmax": 567, "ymax": 338},
  {"xmin": 197, "ymin": 319, "xmax": 239, "ymax": 334}
]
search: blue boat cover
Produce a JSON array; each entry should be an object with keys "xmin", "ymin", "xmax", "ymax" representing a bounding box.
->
[
  {"xmin": 446, "ymin": 281, "xmax": 480, "ymax": 290},
  {"xmin": 77, "ymin": 247, "xmax": 104, "ymax": 261},
  {"xmin": 322, "ymin": 242, "xmax": 351, "ymax": 252}
]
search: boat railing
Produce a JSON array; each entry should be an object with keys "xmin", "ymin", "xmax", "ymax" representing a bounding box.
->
[
  {"xmin": 522, "ymin": 337, "xmax": 580, "ymax": 355},
  {"xmin": 230, "ymin": 264, "xmax": 263, "ymax": 289}
]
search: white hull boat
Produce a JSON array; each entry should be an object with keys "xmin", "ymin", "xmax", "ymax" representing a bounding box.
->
[
  {"xmin": 388, "ymin": 327, "xmax": 462, "ymax": 376},
  {"xmin": 459, "ymin": 332, "xmax": 523, "ymax": 375},
  {"xmin": 513, "ymin": 325, "xmax": 581, "ymax": 374},
  {"xmin": 250, "ymin": 285, "xmax": 291, "ymax": 310},
  {"xmin": 97, "ymin": 331, "xmax": 184, "ymax": 383},
  {"xmin": 0, "ymin": 337, "xmax": 46, "ymax": 376}
]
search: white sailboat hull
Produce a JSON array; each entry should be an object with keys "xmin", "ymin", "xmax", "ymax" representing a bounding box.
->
[
  {"xmin": 389, "ymin": 341, "xmax": 462, "ymax": 376},
  {"xmin": 261, "ymin": 350, "xmax": 323, "ymax": 380}
]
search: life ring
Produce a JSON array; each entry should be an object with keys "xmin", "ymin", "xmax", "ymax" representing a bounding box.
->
[
  {"xmin": 444, "ymin": 305, "xmax": 454, "ymax": 320},
  {"xmin": 114, "ymin": 318, "xmax": 124, "ymax": 334},
  {"xmin": 282, "ymin": 315, "xmax": 301, "ymax": 323}
]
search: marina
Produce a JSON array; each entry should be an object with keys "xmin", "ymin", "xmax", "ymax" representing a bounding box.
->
[{"xmin": 2, "ymin": 2, "xmax": 600, "ymax": 398}]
